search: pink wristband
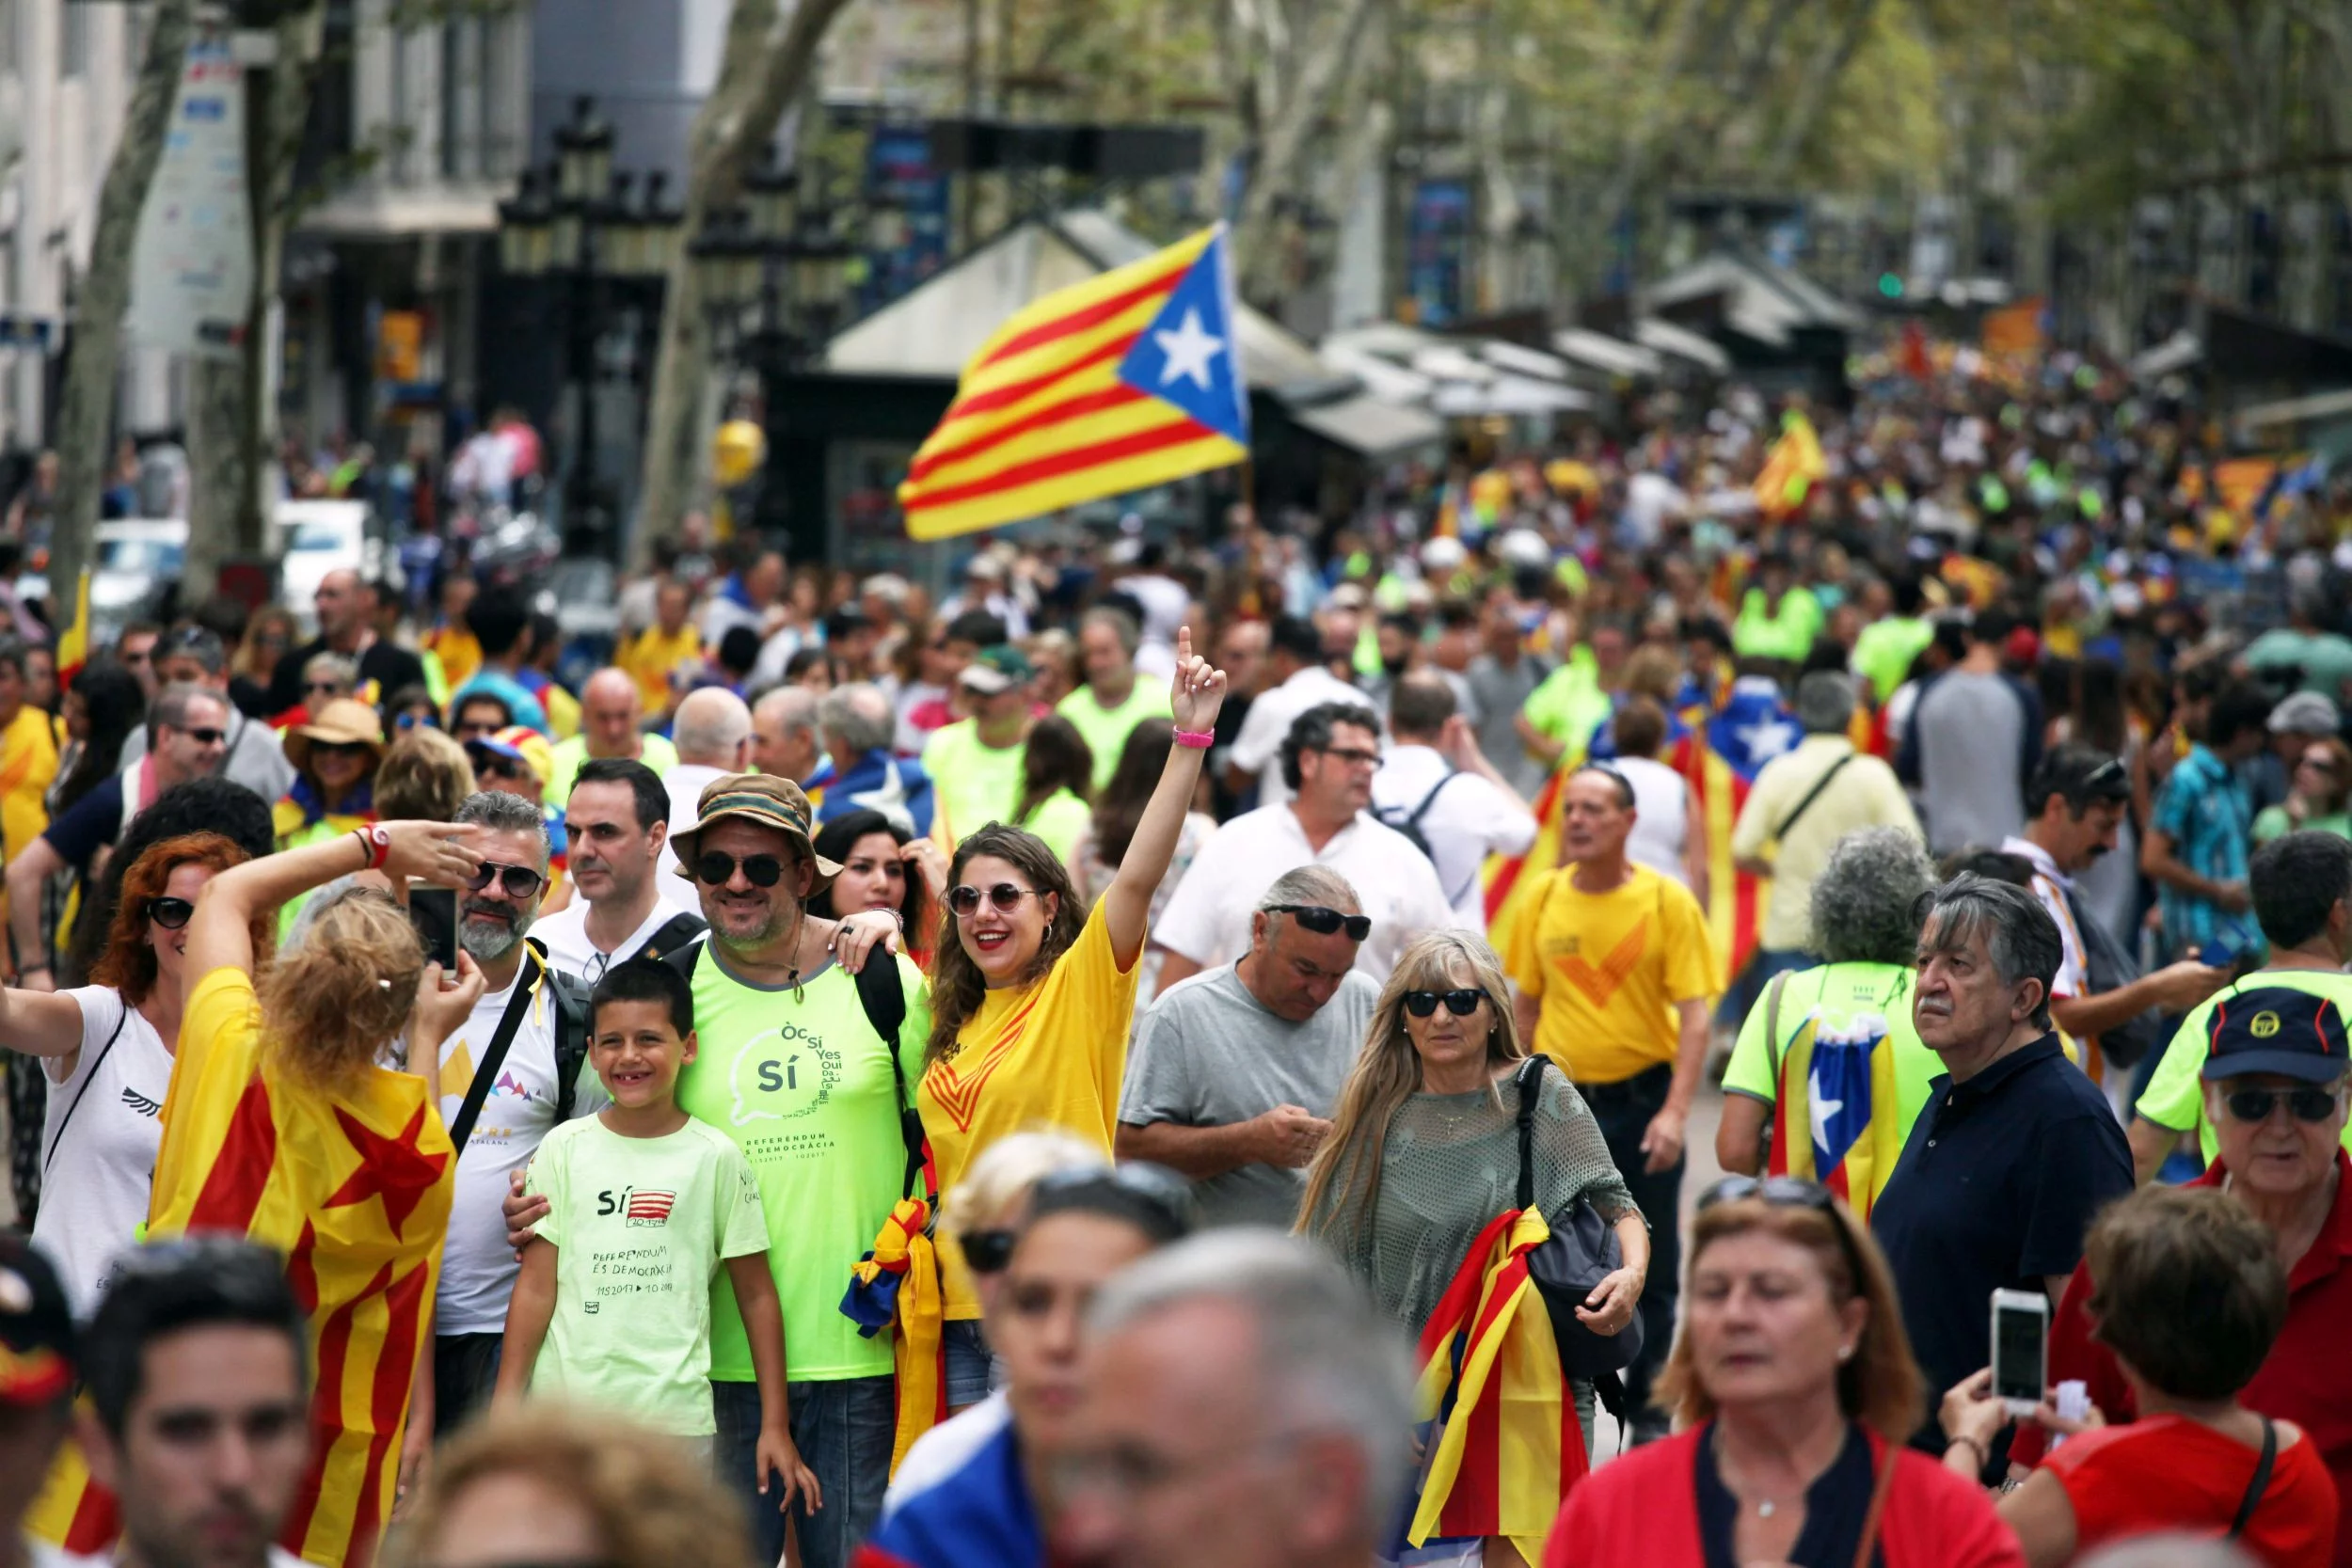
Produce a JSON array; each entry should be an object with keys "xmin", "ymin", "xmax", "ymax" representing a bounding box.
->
[{"xmin": 1172, "ymin": 728, "xmax": 1215, "ymax": 750}]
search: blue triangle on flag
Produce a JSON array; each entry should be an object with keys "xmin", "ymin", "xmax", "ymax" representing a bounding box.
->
[{"xmin": 1116, "ymin": 232, "xmax": 1249, "ymax": 445}]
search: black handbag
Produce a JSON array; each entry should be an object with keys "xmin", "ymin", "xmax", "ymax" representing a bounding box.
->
[{"xmin": 1513, "ymin": 1056, "xmax": 1645, "ymax": 1411}]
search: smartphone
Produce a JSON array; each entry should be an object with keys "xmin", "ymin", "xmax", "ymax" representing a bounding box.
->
[
  {"xmin": 1990, "ymin": 1288, "xmax": 2049, "ymax": 1416},
  {"xmin": 407, "ymin": 885, "xmax": 458, "ymax": 973}
]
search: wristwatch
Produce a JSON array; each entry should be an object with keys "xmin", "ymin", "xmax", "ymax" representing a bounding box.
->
[{"xmin": 357, "ymin": 823, "xmax": 393, "ymax": 871}]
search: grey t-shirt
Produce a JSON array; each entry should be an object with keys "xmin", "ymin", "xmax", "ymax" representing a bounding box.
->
[
  {"xmin": 1119, "ymin": 961, "xmax": 1378, "ymax": 1227},
  {"xmin": 1914, "ymin": 670, "xmax": 2029, "ymax": 853},
  {"xmin": 1467, "ymin": 653, "xmax": 1550, "ymax": 796}
]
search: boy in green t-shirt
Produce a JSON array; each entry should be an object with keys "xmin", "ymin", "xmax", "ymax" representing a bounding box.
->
[{"xmin": 497, "ymin": 958, "xmax": 818, "ymax": 1515}]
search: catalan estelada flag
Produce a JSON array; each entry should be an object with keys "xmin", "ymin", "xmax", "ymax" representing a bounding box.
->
[
  {"xmin": 28, "ymin": 968, "xmax": 456, "ymax": 1568},
  {"xmin": 1674, "ymin": 677, "xmax": 1801, "ymax": 991},
  {"xmin": 1406, "ymin": 1209, "xmax": 1586, "ymax": 1565},
  {"xmin": 1762, "ymin": 1006, "xmax": 1906, "ymax": 1226},
  {"xmin": 840, "ymin": 1196, "xmax": 946, "ymax": 1477},
  {"xmin": 898, "ymin": 226, "xmax": 1248, "ymax": 540}
]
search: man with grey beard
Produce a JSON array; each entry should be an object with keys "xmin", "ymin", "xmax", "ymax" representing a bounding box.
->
[{"xmin": 429, "ymin": 787, "xmax": 602, "ymax": 1434}]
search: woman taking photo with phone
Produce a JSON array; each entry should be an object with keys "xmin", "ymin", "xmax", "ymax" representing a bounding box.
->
[
  {"xmin": 0, "ymin": 832, "xmax": 269, "ymax": 1319},
  {"xmin": 1545, "ymin": 1176, "xmax": 2020, "ymax": 1568},
  {"xmin": 917, "ymin": 628, "xmax": 1225, "ymax": 1415}
]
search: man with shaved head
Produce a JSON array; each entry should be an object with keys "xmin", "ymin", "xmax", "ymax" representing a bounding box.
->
[
  {"xmin": 661, "ymin": 687, "xmax": 753, "ymax": 882},
  {"xmin": 541, "ymin": 666, "xmax": 677, "ymax": 805},
  {"xmin": 264, "ymin": 566, "xmax": 426, "ymax": 715},
  {"xmin": 752, "ymin": 684, "xmax": 824, "ymax": 788}
]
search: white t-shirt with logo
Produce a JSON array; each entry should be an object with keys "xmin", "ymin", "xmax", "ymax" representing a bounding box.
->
[
  {"xmin": 435, "ymin": 960, "xmax": 609, "ymax": 1335},
  {"xmin": 532, "ymin": 901, "xmax": 703, "ymax": 985},
  {"xmin": 34, "ymin": 987, "xmax": 171, "ymax": 1320}
]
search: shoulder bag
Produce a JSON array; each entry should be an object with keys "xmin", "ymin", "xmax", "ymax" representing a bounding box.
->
[{"xmin": 1512, "ymin": 1055, "xmax": 1645, "ymax": 1412}]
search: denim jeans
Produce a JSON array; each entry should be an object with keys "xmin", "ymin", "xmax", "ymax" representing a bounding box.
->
[
  {"xmin": 713, "ymin": 1374, "xmax": 893, "ymax": 1568},
  {"xmin": 434, "ymin": 1333, "xmax": 504, "ymax": 1439},
  {"xmin": 1578, "ymin": 1063, "xmax": 1682, "ymax": 1431}
]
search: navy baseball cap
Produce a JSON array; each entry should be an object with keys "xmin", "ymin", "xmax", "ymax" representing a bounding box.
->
[{"xmin": 2203, "ymin": 987, "xmax": 2352, "ymax": 1085}]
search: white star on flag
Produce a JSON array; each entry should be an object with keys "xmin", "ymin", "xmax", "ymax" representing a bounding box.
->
[
  {"xmin": 1153, "ymin": 308, "xmax": 1226, "ymax": 391},
  {"xmin": 1740, "ymin": 717, "xmax": 1800, "ymax": 763},
  {"xmin": 1808, "ymin": 1063, "xmax": 1841, "ymax": 1153}
]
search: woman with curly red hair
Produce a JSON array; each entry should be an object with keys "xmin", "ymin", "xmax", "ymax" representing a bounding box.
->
[{"xmin": 0, "ymin": 832, "xmax": 274, "ymax": 1319}]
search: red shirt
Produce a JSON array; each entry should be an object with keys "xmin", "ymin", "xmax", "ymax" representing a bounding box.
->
[
  {"xmin": 2013, "ymin": 1150, "xmax": 2352, "ymax": 1568},
  {"xmin": 2042, "ymin": 1414, "xmax": 2338, "ymax": 1568},
  {"xmin": 1544, "ymin": 1424, "xmax": 2023, "ymax": 1568}
]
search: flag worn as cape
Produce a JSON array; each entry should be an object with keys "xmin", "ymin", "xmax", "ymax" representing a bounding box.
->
[
  {"xmin": 841, "ymin": 1196, "xmax": 946, "ymax": 1476},
  {"xmin": 1753, "ymin": 410, "xmax": 1826, "ymax": 519},
  {"xmin": 1761, "ymin": 998, "xmax": 1907, "ymax": 1226},
  {"xmin": 898, "ymin": 225, "xmax": 1249, "ymax": 540},
  {"xmin": 1407, "ymin": 1209, "xmax": 1587, "ymax": 1564},
  {"xmin": 28, "ymin": 969, "xmax": 457, "ymax": 1568}
]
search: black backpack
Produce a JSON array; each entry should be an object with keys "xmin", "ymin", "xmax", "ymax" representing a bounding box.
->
[
  {"xmin": 662, "ymin": 940, "xmax": 929, "ymax": 1200},
  {"xmin": 1375, "ymin": 770, "xmax": 1470, "ymax": 904}
]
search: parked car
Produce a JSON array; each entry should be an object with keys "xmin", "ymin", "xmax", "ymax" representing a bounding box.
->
[{"xmin": 276, "ymin": 500, "xmax": 377, "ymax": 629}]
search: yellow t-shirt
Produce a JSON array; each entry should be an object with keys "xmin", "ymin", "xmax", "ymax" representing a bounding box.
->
[
  {"xmin": 921, "ymin": 898, "xmax": 1140, "ymax": 1319},
  {"xmin": 619, "ymin": 626, "xmax": 703, "ymax": 713},
  {"xmin": 1502, "ymin": 863, "xmax": 1716, "ymax": 1084}
]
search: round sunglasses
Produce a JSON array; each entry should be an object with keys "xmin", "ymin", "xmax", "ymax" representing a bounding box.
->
[
  {"xmin": 1403, "ymin": 988, "xmax": 1486, "ymax": 1018},
  {"xmin": 947, "ymin": 882, "xmax": 1041, "ymax": 917},
  {"xmin": 694, "ymin": 851, "xmax": 786, "ymax": 888},
  {"xmin": 144, "ymin": 895, "xmax": 197, "ymax": 930},
  {"xmin": 467, "ymin": 862, "xmax": 547, "ymax": 899}
]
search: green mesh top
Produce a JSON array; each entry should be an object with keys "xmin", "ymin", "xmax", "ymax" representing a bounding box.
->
[{"xmin": 1310, "ymin": 1069, "xmax": 1641, "ymax": 1339}]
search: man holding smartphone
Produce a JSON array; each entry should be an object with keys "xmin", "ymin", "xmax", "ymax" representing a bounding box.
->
[
  {"xmin": 1870, "ymin": 873, "xmax": 2134, "ymax": 1461},
  {"xmin": 426, "ymin": 788, "xmax": 601, "ymax": 1440}
]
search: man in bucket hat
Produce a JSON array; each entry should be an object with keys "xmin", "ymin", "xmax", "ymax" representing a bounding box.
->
[{"xmin": 504, "ymin": 771, "xmax": 920, "ymax": 1568}]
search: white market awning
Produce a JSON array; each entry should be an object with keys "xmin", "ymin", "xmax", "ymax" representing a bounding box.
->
[
  {"xmin": 1287, "ymin": 390, "xmax": 1446, "ymax": 455},
  {"xmin": 1550, "ymin": 327, "xmax": 1662, "ymax": 379},
  {"xmin": 1432, "ymin": 375, "xmax": 1592, "ymax": 416},
  {"xmin": 1635, "ymin": 316, "xmax": 1733, "ymax": 373}
]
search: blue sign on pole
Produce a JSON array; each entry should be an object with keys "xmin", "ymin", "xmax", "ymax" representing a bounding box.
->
[
  {"xmin": 1406, "ymin": 180, "xmax": 1470, "ymax": 325},
  {"xmin": 862, "ymin": 125, "xmax": 950, "ymax": 314}
]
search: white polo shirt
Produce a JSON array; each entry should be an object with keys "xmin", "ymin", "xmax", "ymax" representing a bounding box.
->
[
  {"xmin": 1152, "ymin": 802, "xmax": 1460, "ymax": 982},
  {"xmin": 1369, "ymin": 744, "xmax": 1537, "ymax": 928},
  {"xmin": 1225, "ymin": 665, "xmax": 1372, "ymax": 807}
]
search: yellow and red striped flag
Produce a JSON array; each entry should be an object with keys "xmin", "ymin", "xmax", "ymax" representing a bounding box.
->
[
  {"xmin": 29, "ymin": 968, "xmax": 456, "ymax": 1568},
  {"xmin": 898, "ymin": 225, "xmax": 1249, "ymax": 540},
  {"xmin": 1407, "ymin": 1208, "xmax": 1587, "ymax": 1563}
]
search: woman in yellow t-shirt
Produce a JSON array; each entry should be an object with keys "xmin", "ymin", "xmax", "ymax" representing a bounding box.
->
[{"xmin": 918, "ymin": 627, "xmax": 1227, "ymax": 1411}]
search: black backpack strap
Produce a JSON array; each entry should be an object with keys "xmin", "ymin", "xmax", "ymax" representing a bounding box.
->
[
  {"xmin": 636, "ymin": 911, "xmax": 709, "ymax": 964},
  {"xmin": 2229, "ymin": 1418, "xmax": 2278, "ymax": 1539},
  {"xmin": 445, "ymin": 945, "xmax": 545, "ymax": 1153},
  {"xmin": 1512, "ymin": 1054, "xmax": 1548, "ymax": 1211},
  {"xmin": 43, "ymin": 994, "xmax": 131, "ymax": 1178},
  {"xmin": 543, "ymin": 953, "xmax": 594, "ymax": 1125},
  {"xmin": 854, "ymin": 955, "xmax": 928, "ymax": 1200}
]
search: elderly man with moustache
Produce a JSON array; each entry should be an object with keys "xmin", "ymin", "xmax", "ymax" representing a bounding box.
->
[
  {"xmin": 1117, "ymin": 866, "xmax": 1381, "ymax": 1227},
  {"xmin": 542, "ymin": 667, "xmax": 677, "ymax": 803},
  {"xmin": 1870, "ymin": 873, "xmax": 2134, "ymax": 1461}
]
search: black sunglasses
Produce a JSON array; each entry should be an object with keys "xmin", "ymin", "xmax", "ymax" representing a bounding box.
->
[
  {"xmin": 1698, "ymin": 1175, "xmax": 1866, "ymax": 1285},
  {"xmin": 948, "ymin": 882, "xmax": 1041, "ymax": 917},
  {"xmin": 311, "ymin": 739, "xmax": 372, "ymax": 759},
  {"xmin": 2224, "ymin": 1086, "xmax": 2343, "ymax": 1124},
  {"xmin": 144, "ymin": 895, "xmax": 196, "ymax": 930},
  {"xmin": 183, "ymin": 727, "xmax": 227, "ymax": 746},
  {"xmin": 961, "ymin": 1228, "xmax": 1018, "ymax": 1275},
  {"xmin": 306, "ymin": 680, "xmax": 346, "ymax": 695},
  {"xmin": 1264, "ymin": 903, "xmax": 1372, "ymax": 941},
  {"xmin": 1027, "ymin": 1164, "xmax": 1200, "ymax": 1243},
  {"xmin": 695, "ymin": 851, "xmax": 786, "ymax": 888},
  {"xmin": 467, "ymin": 862, "xmax": 547, "ymax": 899},
  {"xmin": 1404, "ymin": 988, "xmax": 1486, "ymax": 1018}
]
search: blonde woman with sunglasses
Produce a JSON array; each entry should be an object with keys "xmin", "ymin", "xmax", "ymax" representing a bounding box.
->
[{"xmin": 1301, "ymin": 928, "xmax": 1645, "ymax": 1568}]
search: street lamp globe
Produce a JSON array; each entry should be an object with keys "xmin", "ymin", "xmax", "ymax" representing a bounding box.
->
[
  {"xmin": 496, "ymin": 167, "xmax": 554, "ymax": 277},
  {"xmin": 641, "ymin": 171, "xmax": 684, "ymax": 277},
  {"xmin": 746, "ymin": 153, "xmax": 800, "ymax": 242}
]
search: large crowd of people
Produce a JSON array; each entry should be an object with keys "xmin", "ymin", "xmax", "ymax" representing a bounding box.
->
[{"xmin": 0, "ymin": 339, "xmax": 2348, "ymax": 1568}]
